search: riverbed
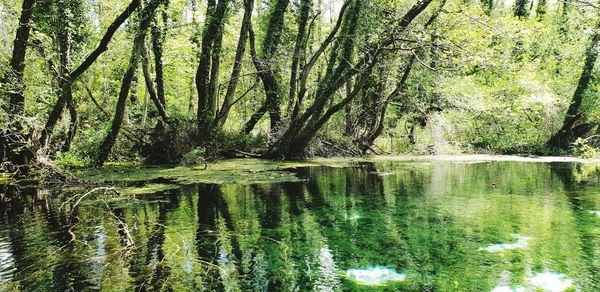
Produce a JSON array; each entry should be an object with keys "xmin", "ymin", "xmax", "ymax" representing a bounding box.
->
[{"xmin": 1, "ymin": 156, "xmax": 599, "ymax": 291}]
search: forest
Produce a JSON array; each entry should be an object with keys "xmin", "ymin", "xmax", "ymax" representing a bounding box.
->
[
  {"xmin": 5, "ymin": 1, "xmax": 600, "ymax": 291},
  {"xmin": 1, "ymin": 0, "xmax": 600, "ymax": 173}
]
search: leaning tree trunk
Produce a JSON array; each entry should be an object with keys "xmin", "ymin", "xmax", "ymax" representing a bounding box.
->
[
  {"xmin": 217, "ymin": 0, "xmax": 254, "ymax": 126},
  {"xmin": 40, "ymin": 0, "xmax": 141, "ymax": 147},
  {"xmin": 1, "ymin": 0, "xmax": 37, "ymax": 172},
  {"xmin": 353, "ymin": 0, "xmax": 446, "ymax": 154},
  {"xmin": 547, "ymin": 19, "xmax": 600, "ymax": 150},
  {"xmin": 97, "ymin": 0, "xmax": 161, "ymax": 166},
  {"xmin": 286, "ymin": 0, "xmax": 312, "ymax": 116},
  {"xmin": 265, "ymin": 0, "xmax": 434, "ymax": 159},
  {"xmin": 243, "ymin": 0, "xmax": 290, "ymax": 134}
]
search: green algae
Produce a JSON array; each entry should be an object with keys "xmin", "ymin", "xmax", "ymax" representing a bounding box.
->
[
  {"xmin": 77, "ymin": 158, "xmax": 355, "ymax": 185},
  {"xmin": 0, "ymin": 173, "xmax": 12, "ymax": 185},
  {"xmin": 118, "ymin": 183, "xmax": 180, "ymax": 195}
]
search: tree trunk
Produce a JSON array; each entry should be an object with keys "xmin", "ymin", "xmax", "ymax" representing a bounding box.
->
[
  {"xmin": 514, "ymin": 0, "xmax": 529, "ymax": 19},
  {"xmin": 547, "ymin": 19, "xmax": 600, "ymax": 149},
  {"xmin": 141, "ymin": 42, "xmax": 168, "ymax": 123},
  {"xmin": 536, "ymin": 0, "xmax": 546, "ymax": 20},
  {"xmin": 1, "ymin": 0, "xmax": 37, "ymax": 173},
  {"xmin": 196, "ymin": 0, "xmax": 229, "ymax": 137},
  {"xmin": 265, "ymin": 0, "xmax": 434, "ymax": 159},
  {"xmin": 287, "ymin": 0, "xmax": 312, "ymax": 116},
  {"xmin": 40, "ymin": 0, "xmax": 141, "ymax": 147},
  {"xmin": 97, "ymin": 0, "xmax": 161, "ymax": 166},
  {"xmin": 5, "ymin": 0, "xmax": 36, "ymax": 116},
  {"xmin": 244, "ymin": 0, "xmax": 290, "ymax": 134},
  {"xmin": 151, "ymin": 10, "xmax": 168, "ymax": 107},
  {"xmin": 217, "ymin": 0, "xmax": 254, "ymax": 126}
]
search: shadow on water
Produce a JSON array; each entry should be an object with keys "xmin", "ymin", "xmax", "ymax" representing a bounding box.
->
[{"xmin": 2, "ymin": 160, "xmax": 600, "ymax": 290}]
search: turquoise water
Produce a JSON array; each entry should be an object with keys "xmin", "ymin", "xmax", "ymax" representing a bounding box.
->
[{"xmin": 1, "ymin": 160, "xmax": 600, "ymax": 291}]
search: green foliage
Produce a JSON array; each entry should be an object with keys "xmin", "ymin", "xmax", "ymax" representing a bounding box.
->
[
  {"xmin": 55, "ymin": 151, "xmax": 87, "ymax": 168},
  {"xmin": 573, "ymin": 138, "xmax": 600, "ymax": 159}
]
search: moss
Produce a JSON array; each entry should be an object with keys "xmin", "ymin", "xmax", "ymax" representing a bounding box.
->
[
  {"xmin": 118, "ymin": 183, "xmax": 180, "ymax": 195},
  {"xmin": 0, "ymin": 173, "xmax": 13, "ymax": 185},
  {"xmin": 78, "ymin": 159, "xmax": 336, "ymax": 185}
]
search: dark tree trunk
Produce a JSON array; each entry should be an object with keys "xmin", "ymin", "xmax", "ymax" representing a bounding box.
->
[
  {"xmin": 244, "ymin": 0, "xmax": 290, "ymax": 133},
  {"xmin": 151, "ymin": 10, "xmax": 168, "ymax": 107},
  {"xmin": 547, "ymin": 19, "xmax": 600, "ymax": 150},
  {"xmin": 196, "ymin": 0, "xmax": 229, "ymax": 137},
  {"xmin": 287, "ymin": 0, "xmax": 312, "ymax": 116},
  {"xmin": 141, "ymin": 42, "xmax": 168, "ymax": 123},
  {"xmin": 217, "ymin": 0, "xmax": 254, "ymax": 126},
  {"xmin": 97, "ymin": 0, "xmax": 161, "ymax": 166},
  {"xmin": 536, "ymin": 0, "xmax": 546, "ymax": 20},
  {"xmin": 265, "ymin": 0, "xmax": 434, "ymax": 159},
  {"xmin": 40, "ymin": 0, "xmax": 141, "ymax": 147},
  {"xmin": 352, "ymin": 0, "xmax": 446, "ymax": 154},
  {"xmin": 5, "ymin": 0, "xmax": 36, "ymax": 116},
  {"xmin": 1, "ymin": 0, "xmax": 37, "ymax": 172},
  {"xmin": 514, "ymin": 0, "xmax": 529, "ymax": 19}
]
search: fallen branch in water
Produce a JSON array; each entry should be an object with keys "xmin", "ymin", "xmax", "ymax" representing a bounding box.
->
[{"xmin": 60, "ymin": 187, "xmax": 120, "ymax": 215}]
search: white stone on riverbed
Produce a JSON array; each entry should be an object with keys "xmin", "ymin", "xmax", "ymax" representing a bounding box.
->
[
  {"xmin": 479, "ymin": 234, "xmax": 531, "ymax": 253},
  {"xmin": 527, "ymin": 272, "xmax": 573, "ymax": 292},
  {"xmin": 344, "ymin": 266, "xmax": 406, "ymax": 285},
  {"xmin": 588, "ymin": 210, "xmax": 600, "ymax": 217},
  {"xmin": 490, "ymin": 285, "xmax": 526, "ymax": 292}
]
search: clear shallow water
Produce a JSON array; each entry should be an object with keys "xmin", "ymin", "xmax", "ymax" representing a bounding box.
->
[{"xmin": 1, "ymin": 160, "xmax": 600, "ymax": 291}]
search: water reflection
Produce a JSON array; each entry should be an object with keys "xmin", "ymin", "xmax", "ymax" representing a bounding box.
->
[{"xmin": 1, "ymin": 160, "xmax": 600, "ymax": 290}]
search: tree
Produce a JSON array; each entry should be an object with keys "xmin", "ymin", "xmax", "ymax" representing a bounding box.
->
[
  {"xmin": 243, "ymin": 0, "xmax": 291, "ymax": 134},
  {"xmin": 514, "ymin": 0, "xmax": 529, "ymax": 19},
  {"xmin": 196, "ymin": 0, "xmax": 231, "ymax": 138},
  {"xmin": 39, "ymin": 0, "xmax": 142, "ymax": 148},
  {"xmin": 97, "ymin": 0, "xmax": 164, "ymax": 165},
  {"xmin": 547, "ymin": 19, "xmax": 600, "ymax": 150},
  {"xmin": 0, "ymin": 0, "xmax": 37, "ymax": 172},
  {"xmin": 264, "ymin": 0, "xmax": 435, "ymax": 159}
]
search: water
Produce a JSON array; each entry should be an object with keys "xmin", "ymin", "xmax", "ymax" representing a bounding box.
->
[{"xmin": 1, "ymin": 159, "xmax": 600, "ymax": 291}]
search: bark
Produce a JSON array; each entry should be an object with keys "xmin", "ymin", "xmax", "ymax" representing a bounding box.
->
[
  {"xmin": 243, "ymin": 0, "xmax": 290, "ymax": 133},
  {"xmin": 536, "ymin": 0, "xmax": 546, "ymax": 20},
  {"xmin": 151, "ymin": 10, "xmax": 168, "ymax": 107},
  {"xmin": 196, "ymin": 0, "xmax": 230, "ymax": 136},
  {"xmin": 265, "ymin": 0, "xmax": 434, "ymax": 159},
  {"xmin": 97, "ymin": 0, "xmax": 161, "ymax": 166},
  {"xmin": 1, "ymin": 0, "xmax": 36, "ymax": 172},
  {"xmin": 287, "ymin": 0, "xmax": 312, "ymax": 116},
  {"xmin": 5, "ymin": 0, "xmax": 37, "ymax": 116},
  {"xmin": 291, "ymin": 0, "xmax": 351, "ymax": 120},
  {"xmin": 352, "ymin": 0, "xmax": 446, "ymax": 153},
  {"xmin": 547, "ymin": 19, "xmax": 600, "ymax": 149},
  {"xmin": 514, "ymin": 0, "xmax": 529, "ymax": 19},
  {"xmin": 217, "ymin": 0, "xmax": 254, "ymax": 126},
  {"xmin": 141, "ymin": 42, "xmax": 169, "ymax": 123},
  {"xmin": 481, "ymin": 0, "xmax": 494, "ymax": 15},
  {"xmin": 40, "ymin": 0, "xmax": 142, "ymax": 146}
]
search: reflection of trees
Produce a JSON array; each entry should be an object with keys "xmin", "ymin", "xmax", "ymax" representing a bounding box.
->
[{"xmin": 550, "ymin": 162, "xmax": 600, "ymax": 290}]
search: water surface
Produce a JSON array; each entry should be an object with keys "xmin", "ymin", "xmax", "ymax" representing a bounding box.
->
[{"xmin": 1, "ymin": 159, "xmax": 600, "ymax": 291}]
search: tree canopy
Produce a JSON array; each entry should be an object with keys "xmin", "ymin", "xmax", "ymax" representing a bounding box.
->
[{"xmin": 2, "ymin": 0, "xmax": 600, "ymax": 171}]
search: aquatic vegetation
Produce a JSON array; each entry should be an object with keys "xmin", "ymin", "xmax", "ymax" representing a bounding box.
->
[
  {"xmin": 0, "ymin": 174, "xmax": 12, "ymax": 185},
  {"xmin": 3, "ymin": 160, "xmax": 600, "ymax": 290},
  {"xmin": 479, "ymin": 234, "xmax": 531, "ymax": 253},
  {"xmin": 78, "ymin": 159, "xmax": 315, "ymax": 185},
  {"xmin": 527, "ymin": 272, "xmax": 573, "ymax": 292},
  {"xmin": 344, "ymin": 266, "xmax": 406, "ymax": 286},
  {"xmin": 118, "ymin": 183, "xmax": 179, "ymax": 195}
]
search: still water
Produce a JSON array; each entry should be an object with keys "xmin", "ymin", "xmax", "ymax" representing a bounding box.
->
[{"xmin": 1, "ymin": 159, "xmax": 600, "ymax": 291}]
